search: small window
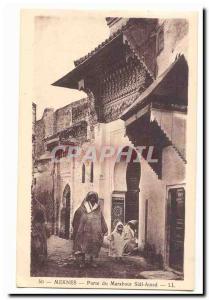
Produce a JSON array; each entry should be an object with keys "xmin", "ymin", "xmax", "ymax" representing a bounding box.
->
[
  {"xmin": 157, "ymin": 27, "xmax": 164, "ymax": 55},
  {"xmin": 90, "ymin": 162, "xmax": 94, "ymax": 183},
  {"xmin": 82, "ymin": 164, "xmax": 85, "ymax": 183}
]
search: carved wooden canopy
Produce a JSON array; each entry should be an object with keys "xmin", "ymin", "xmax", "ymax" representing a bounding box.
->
[
  {"xmin": 52, "ymin": 18, "xmax": 159, "ymax": 123},
  {"xmin": 121, "ymin": 54, "xmax": 188, "ymax": 122}
]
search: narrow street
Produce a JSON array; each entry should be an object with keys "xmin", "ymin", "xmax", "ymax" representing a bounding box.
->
[{"xmin": 32, "ymin": 235, "xmax": 159, "ymax": 279}]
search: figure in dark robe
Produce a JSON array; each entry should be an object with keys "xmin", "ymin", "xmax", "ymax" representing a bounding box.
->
[
  {"xmin": 31, "ymin": 199, "xmax": 48, "ymax": 273},
  {"xmin": 72, "ymin": 191, "xmax": 108, "ymax": 267},
  {"xmin": 123, "ymin": 220, "xmax": 138, "ymax": 255}
]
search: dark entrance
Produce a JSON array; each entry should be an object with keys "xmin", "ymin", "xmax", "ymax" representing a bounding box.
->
[
  {"xmin": 112, "ymin": 147, "xmax": 140, "ymax": 230},
  {"xmin": 111, "ymin": 194, "xmax": 125, "ymax": 230},
  {"xmin": 60, "ymin": 185, "xmax": 71, "ymax": 239},
  {"xmin": 168, "ymin": 187, "xmax": 185, "ymax": 272},
  {"xmin": 125, "ymin": 161, "xmax": 140, "ymax": 225}
]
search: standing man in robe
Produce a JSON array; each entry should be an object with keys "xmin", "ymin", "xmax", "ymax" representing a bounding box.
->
[{"xmin": 71, "ymin": 191, "xmax": 108, "ymax": 267}]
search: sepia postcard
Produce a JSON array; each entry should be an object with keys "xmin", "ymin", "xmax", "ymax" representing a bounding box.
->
[{"xmin": 17, "ymin": 9, "xmax": 198, "ymax": 291}]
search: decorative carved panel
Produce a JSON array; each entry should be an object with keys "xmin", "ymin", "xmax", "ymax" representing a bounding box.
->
[{"xmin": 97, "ymin": 55, "xmax": 153, "ymax": 122}]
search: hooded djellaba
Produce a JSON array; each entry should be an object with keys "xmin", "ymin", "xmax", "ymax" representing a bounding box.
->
[
  {"xmin": 108, "ymin": 221, "xmax": 125, "ymax": 259},
  {"xmin": 71, "ymin": 191, "xmax": 108, "ymax": 267}
]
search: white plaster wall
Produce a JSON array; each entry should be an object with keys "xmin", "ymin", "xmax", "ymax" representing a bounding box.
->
[
  {"xmin": 113, "ymin": 161, "xmax": 127, "ymax": 192},
  {"xmin": 162, "ymin": 145, "xmax": 186, "ymax": 185},
  {"xmin": 97, "ymin": 119, "xmax": 132, "ymax": 232},
  {"xmin": 139, "ymin": 157, "xmax": 166, "ymax": 256},
  {"xmin": 139, "ymin": 144, "xmax": 185, "ymax": 259},
  {"xmin": 157, "ymin": 19, "xmax": 189, "ymax": 76},
  {"xmin": 56, "ymin": 141, "xmax": 101, "ymax": 233}
]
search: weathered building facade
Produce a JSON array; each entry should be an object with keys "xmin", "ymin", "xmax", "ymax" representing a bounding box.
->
[{"xmin": 33, "ymin": 17, "xmax": 188, "ymax": 273}]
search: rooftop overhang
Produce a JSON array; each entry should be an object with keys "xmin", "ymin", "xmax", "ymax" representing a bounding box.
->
[
  {"xmin": 121, "ymin": 54, "xmax": 188, "ymax": 122},
  {"xmin": 52, "ymin": 18, "xmax": 157, "ymax": 91},
  {"xmin": 52, "ymin": 33, "xmax": 124, "ymax": 90}
]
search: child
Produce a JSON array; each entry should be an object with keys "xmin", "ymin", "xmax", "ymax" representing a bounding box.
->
[{"xmin": 109, "ymin": 221, "xmax": 125, "ymax": 260}]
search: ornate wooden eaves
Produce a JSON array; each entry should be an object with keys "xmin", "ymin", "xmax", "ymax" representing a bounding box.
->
[{"xmin": 52, "ymin": 19, "xmax": 159, "ymax": 123}]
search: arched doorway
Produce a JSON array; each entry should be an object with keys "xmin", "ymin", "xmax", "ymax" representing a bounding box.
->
[
  {"xmin": 60, "ymin": 185, "xmax": 71, "ymax": 239},
  {"xmin": 112, "ymin": 146, "xmax": 140, "ymax": 230}
]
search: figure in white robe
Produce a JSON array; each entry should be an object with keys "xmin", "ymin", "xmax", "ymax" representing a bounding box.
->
[{"xmin": 109, "ymin": 222, "xmax": 125, "ymax": 259}]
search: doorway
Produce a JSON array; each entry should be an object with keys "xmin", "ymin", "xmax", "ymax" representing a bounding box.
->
[
  {"xmin": 167, "ymin": 186, "xmax": 185, "ymax": 272},
  {"xmin": 112, "ymin": 147, "xmax": 140, "ymax": 230},
  {"xmin": 60, "ymin": 185, "xmax": 71, "ymax": 239},
  {"xmin": 125, "ymin": 161, "xmax": 140, "ymax": 231}
]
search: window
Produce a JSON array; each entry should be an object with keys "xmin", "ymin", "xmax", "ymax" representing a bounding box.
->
[
  {"xmin": 90, "ymin": 162, "xmax": 94, "ymax": 183},
  {"xmin": 157, "ymin": 27, "xmax": 164, "ymax": 55},
  {"xmin": 82, "ymin": 164, "xmax": 85, "ymax": 183}
]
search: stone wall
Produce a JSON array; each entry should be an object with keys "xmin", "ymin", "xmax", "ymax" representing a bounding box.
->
[
  {"xmin": 42, "ymin": 108, "xmax": 54, "ymax": 138},
  {"xmin": 35, "ymin": 118, "xmax": 45, "ymax": 158},
  {"xmin": 54, "ymin": 105, "xmax": 72, "ymax": 133},
  {"xmin": 34, "ymin": 98, "xmax": 89, "ymax": 159},
  {"xmin": 33, "ymin": 97, "xmax": 95, "ymax": 236}
]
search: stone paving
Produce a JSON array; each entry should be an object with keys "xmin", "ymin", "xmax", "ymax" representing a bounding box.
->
[
  {"xmin": 32, "ymin": 235, "xmax": 159, "ymax": 279},
  {"xmin": 140, "ymin": 270, "xmax": 183, "ymax": 280}
]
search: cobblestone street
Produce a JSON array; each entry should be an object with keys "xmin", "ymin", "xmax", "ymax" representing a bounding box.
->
[{"xmin": 32, "ymin": 235, "xmax": 158, "ymax": 279}]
